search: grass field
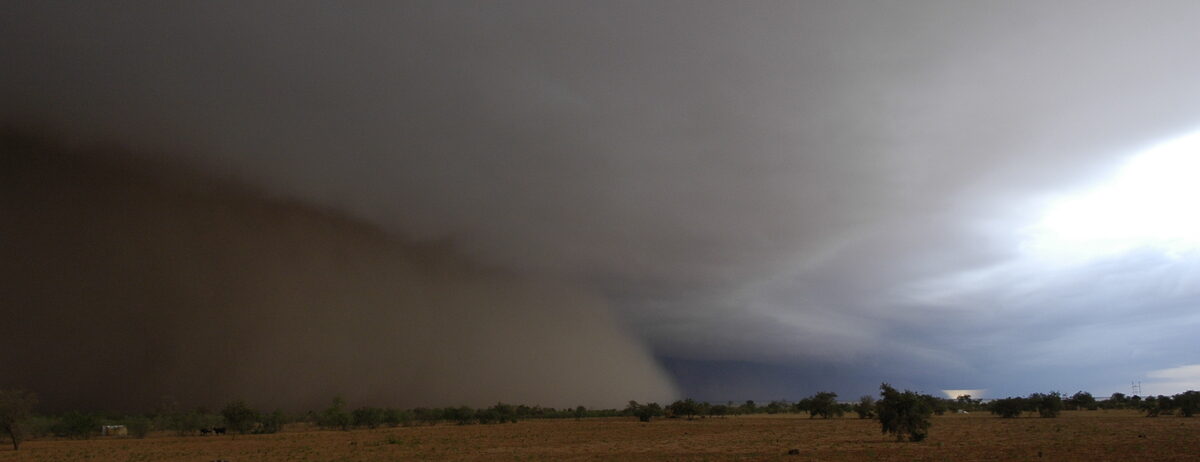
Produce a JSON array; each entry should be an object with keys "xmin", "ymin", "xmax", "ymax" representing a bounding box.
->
[{"xmin": 3, "ymin": 410, "xmax": 1198, "ymax": 461}]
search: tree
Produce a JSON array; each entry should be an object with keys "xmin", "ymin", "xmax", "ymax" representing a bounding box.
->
[
  {"xmin": 125, "ymin": 415, "xmax": 152, "ymax": 438},
  {"xmin": 1106, "ymin": 392, "xmax": 1128, "ymax": 409},
  {"xmin": 854, "ymin": 395, "xmax": 876, "ymax": 419},
  {"xmin": 877, "ymin": 383, "xmax": 932, "ymax": 442},
  {"xmin": 446, "ymin": 406, "xmax": 476, "ymax": 425},
  {"xmin": 1174, "ymin": 391, "xmax": 1200, "ymax": 417},
  {"xmin": 1067, "ymin": 391, "xmax": 1096, "ymax": 411},
  {"xmin": 221, "ymin": 400, "xmax": 259, "ymax": 435},
  {"xmin": 668, "ymin": 399, "xmax": 701, "ymax": 420},
  {"xmin": 259, "ymin": 409, "xmax": 286, "ymax": 434},
  {"xmin": 1029, "ymin": 393, "xmax": 1063, "ymax": 418},
  {"xmin": 989, "ymin": 397, "xmax": 1026, "ymax": 418},
  {"xmin": 352, "ymin": 407, "xmax": 385, "ymax": 429},
  {"xmin": 0, "ymin": 388, "xmax": 37, "ymax": 450},
  {"xmin": 1142, "ymin": 395, "xmax": 1175, "ymax": 417},
  {"xmin": 625, "ymin": 401, "xmax": 663, "ymax": 422},
  {"xmin": 573, "ymin": 405, "xmax": 587, "ymax": 420},
  {"xmin": 807, "ymin": 392, "xmax": 842, "ymax": 419},
  {"xmin": 317, "ymin": 397, "xmax": 351, "ymax": 430},
  {"xmin": 53, "ymin": 411, "xmax": 99, "ymax": 439}
]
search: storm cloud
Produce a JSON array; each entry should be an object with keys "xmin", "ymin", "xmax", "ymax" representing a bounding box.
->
[{"xmin": 4, "ymin": 1, "xmax": 1200, "ymax": 406}]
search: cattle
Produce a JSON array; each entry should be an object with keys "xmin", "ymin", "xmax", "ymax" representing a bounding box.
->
[
  {"xmin": 200, "ymin": 428, "xmax": 213, "ymax": 435},
  {"xmin": 101, "ymin": 425, "xmax": 128, "ymax": 436},
  {"xmin": 214, "ymin": 427, "xmax": 226, "ymax": 435}
]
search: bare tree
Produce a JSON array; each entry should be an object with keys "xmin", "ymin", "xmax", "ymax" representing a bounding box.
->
[{"xmin": 0, "ymin": 388, "xmax": 37, "ymax": 450}]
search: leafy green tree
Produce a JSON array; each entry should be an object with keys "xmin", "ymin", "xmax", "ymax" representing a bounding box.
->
[
  {"xmin": 1142, "ymin": 395, "xmax": 1175, "ymax": 417},
  {"xmin": 221, "ymin": 401, "xmax": 260, "ymax": 435},
  {"xmin": 807, "ymin": 392, "xmax": 842, "ymax": 419},
  {"xmin": 1029, "ymin": 393, "xmax": 1064, "ymax": 418},
  {"xmin": 709, "ymin": 404, "xmax": 730, "ymax": 418},
  {"xmin": 573, "ymin": 405, "xmax": 587, "ymax": 420},
  {"xmin": 877, "ymin": 383, "xmax": 932, "ymax": 442},
  {"xmin": 413, "ymin": 407, "xmax": 440, "ymax": 426},
  {"xmin": 1174, "ymin": 391, "xmax": 1200, "ymax": 417},
  {"xmin": 124, "ymin": 415, "xmax": 152, "ymax": 438},
  {"xmin": 854, "ymin": 395, "xmax": 876, "ymax": 419},
  {"xmin": 0, "ymin": 388, "xmax": 37, "ymax": 450},
  {"xmin": 383, "ymin": 408, "xmax": 413, "ymax": 427},
  {"xmin": 668, "ymin": 399, "xmax": 700, "ymax": 420},
  {"xmin": 1067, "ymin": 391, "xmax": 1097, "ymax": 411},
  {"xmin": 259, "ymin": 409, "xmax": 286, "ymax": 434},
  {"xmin": 489, "ymin": 403, "xmax": 518, "ymax": 423},
  {"xmin": 53, "ymin": 411, "xmax": 100, "ymax": 439},
  {"xmin": 625, "ymin": 401, "xmax": 664, "ymax": 422},
  {"xmin": 352, "ymin": 407, "xmax": 385, "ymax": 429},
  {"xmin": 1106, "ymin": 392, "xmax": 1128, "ymax": 409},
  {"xmin": 446, "ymin": 406, "xmax": 476, "ymax": 425},
  {"xmin": 317, "ymin": 397, "xmax": 352, "ymax": 430},
  {"xmin": 989, "ymin": 397, "xmax": 1026, "ymax": 418}
]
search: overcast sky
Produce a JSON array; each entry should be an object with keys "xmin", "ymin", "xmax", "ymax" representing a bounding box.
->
[{"xmin": 4, "ymin": 1, "xmax": 1200, "ymax": 403}]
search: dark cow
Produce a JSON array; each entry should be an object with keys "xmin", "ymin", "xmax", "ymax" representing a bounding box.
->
[{"xmin": 213, "ymin": 427, "xmax": 226, "ymax": 435}]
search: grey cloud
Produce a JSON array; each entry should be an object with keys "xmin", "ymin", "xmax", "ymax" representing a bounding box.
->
[{"xmin": 5, "ymin": 1, "xmax": 1200, "ymax": 403}]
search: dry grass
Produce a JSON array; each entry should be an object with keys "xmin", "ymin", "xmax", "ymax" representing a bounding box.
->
[{"xmin": 2, "ymin": 410, "xmax": 1198, "ymax": 461}]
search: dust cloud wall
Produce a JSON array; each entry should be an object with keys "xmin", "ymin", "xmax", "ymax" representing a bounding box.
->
[{"xmin": 0, "ymin": 133, "xmax": 677, "ymax": 411}]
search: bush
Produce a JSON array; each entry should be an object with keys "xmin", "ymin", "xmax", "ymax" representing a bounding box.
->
[
  {"xmin": 1029, "ymin": 393, "xmax": 1064, "ymax": 418},
  {"xmin": 807, "ymin": 392, "xmax": 843, "ymax": 419},
  {"xmin": 221, "ymin": 401, "xmax": 260, "ymax": 435},
  {"xmin": 488, "ymin": 403, "xmax": 518, "ymax": 423},
  {"xmin": 854, "ymin": 395, "xmax": 876, "ymax": 419},
  {"xmin": 352, "ymin": 407, "xmax": 385, "ymax": 429},
  {"xmin": 383, "ymin": 408, "xmax": 413, "ymax": 427},
  {"xmin": 668, "ymin": 399, "xmax": 700, "ymax": 420},
  {"xmin": 1142, "ymin": 395, "xmax": 1175, "ymax": 417},
  {"xmin": 317, "ymin": 397, "xmax": 352, "ymax": 430},
  {"xmin": 989, "ymin": 398, "xmax": 1027, "ymax": 418},
  {"xmin": 53, "ymin": 412, "xmax": 100, "ymax": 439},
  {"xmin": 625, "ymin": 401, "xmax": 664, "ymax": 422},
  {"xmin": 413, "ymin": 407, "xmax": 440, "ymax": 426},
  {"xmin": 258, "ymin": 409, "xmax": 286, "ymax": 434},
  {"xmin": 877, "ymin": 383, "xmax": 932, "ymax": 442},
  {"xmin": 125, "ymin": 416, "xmax": 152, "ymax": 438},
  {"xmin": 445, "ymin": 406, "xmax": 476, "ymax": 425},
  {"xmin": 1174, "ymin": 391, "xmax": 1199, "ymax": 417}
]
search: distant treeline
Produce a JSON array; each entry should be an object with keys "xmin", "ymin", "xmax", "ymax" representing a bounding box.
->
[{"xmin": 3, "ymin": 387, "xmax": 1198, "ymax": 450}]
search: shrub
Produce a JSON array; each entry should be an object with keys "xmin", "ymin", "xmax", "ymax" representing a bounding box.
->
[
  {"xmin": 258, "ymin": 409, "xmax": 286, "ymax": 434},
  {"xmin": 352, "ymin": 407, "xmax": 385, "ymax": 429},
  {"xmin": 854, "ymin": 395, "xmax": 876, "ymax": 419},
  {"xmin": 668, "ymin": 399, "xmax": 700, "ymax": 420},
  {"xmin": 125, "ymin": 416, "xmax": 152, "ymax": 438},
  {"xmin": 317, "ymin": 397, "xmax": 351, "ymax": 430},
  {"xmin": 1174, "ymin": 391, "xmax": 1199, "ymax": 417},
  {"xmin": 383, "ymin": 408, "xmax": 413, "ymax": 427},
  {"xmin": 989, "ymin": 397, "xmax": 1026, "ymax": 418},
  {"xmin": 221, "ymin": 401, "xmax": 260, "ymax": 435},
  {"xmin": 53, "ymin": 411, "xmax": 100, "ymax": 439},
  {"xmin": 625, "ymin": 401, "xmax": 664, "ymax": 422},
  {"xmin": 1029, "ymin": 393, "xmax": 1063, "ymax": 418},
  {"xmin": 413, "ymin": 407, "xmax": 440, "ymax": 426},
  {"xmin": 877, "ymin": 383, "xmax": 932, "ymax": 442},
  {"xmin": 444, "ymin": 406, "xmax": 476, "ymax": 425},
  {"xmin": 807, "ymin": 392, "xmax": 843, "ymax": 419}
]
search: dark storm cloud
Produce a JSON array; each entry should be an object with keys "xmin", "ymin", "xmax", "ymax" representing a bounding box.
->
[{"xmin": 4, "ymin": 1, "xmax": 1200, "ymax": 404}]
